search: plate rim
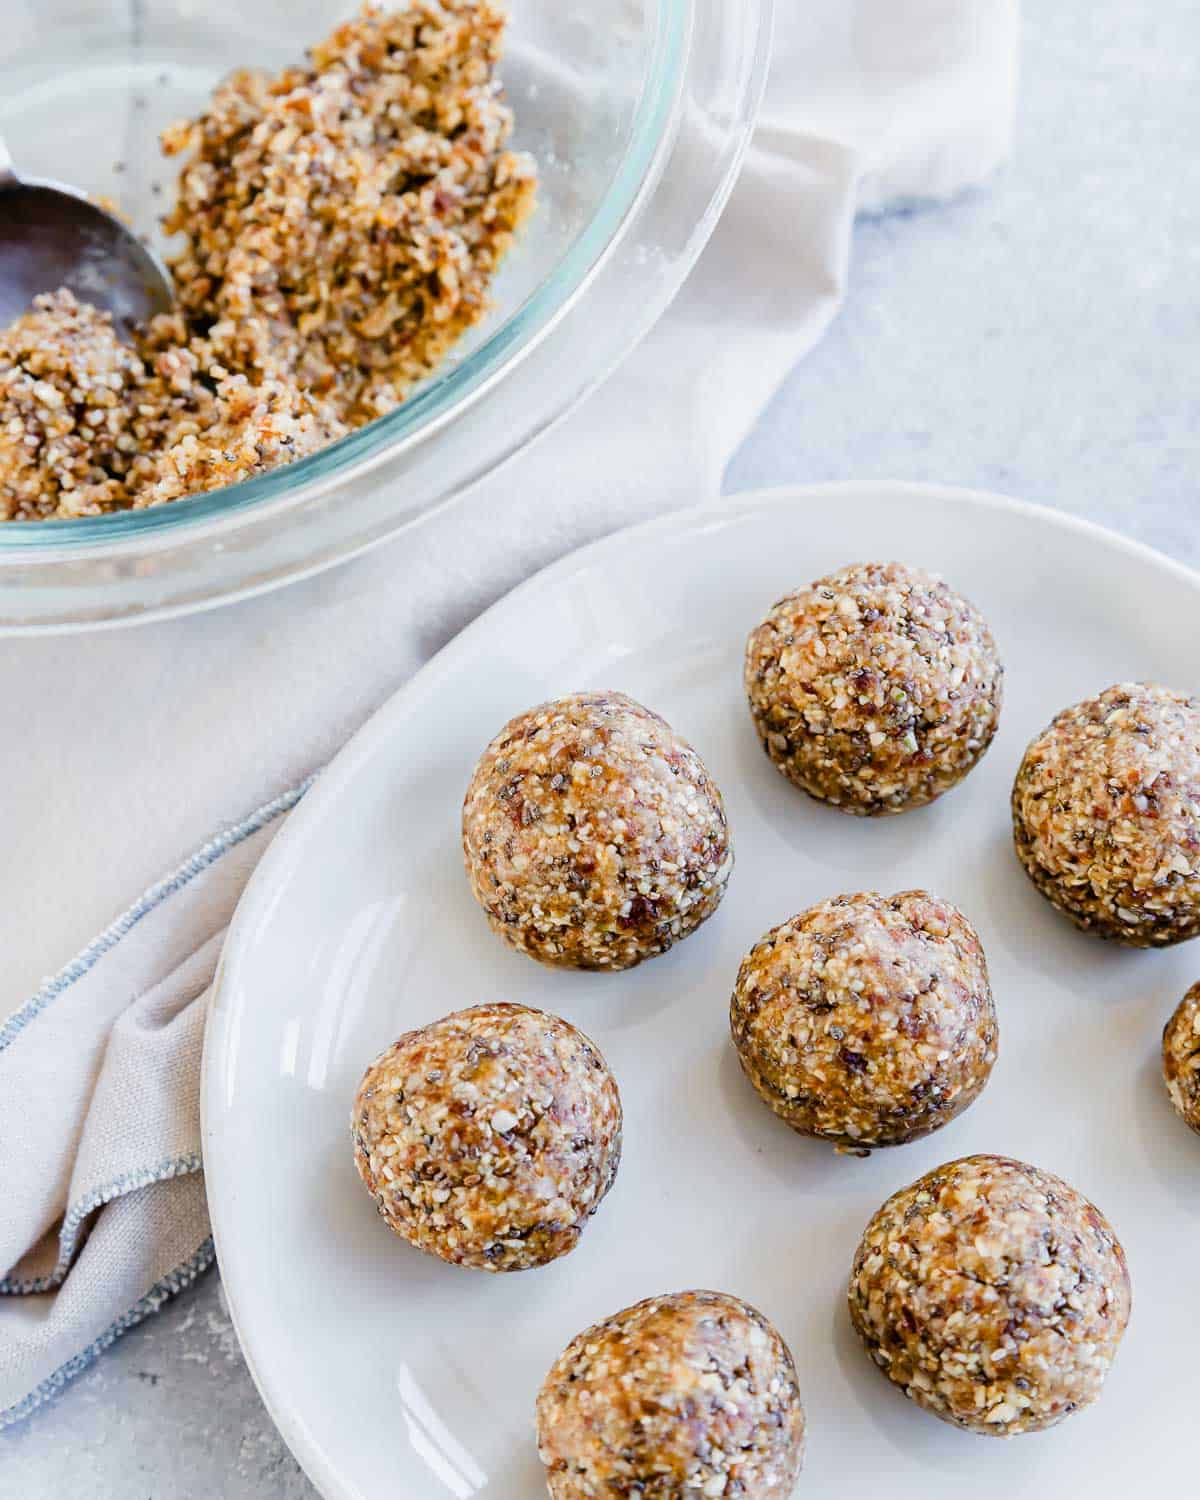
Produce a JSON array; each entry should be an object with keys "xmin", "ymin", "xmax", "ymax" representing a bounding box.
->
[{"xmin": 202, "ymin": 479, "xmax": 1200, "ymax": 1499}]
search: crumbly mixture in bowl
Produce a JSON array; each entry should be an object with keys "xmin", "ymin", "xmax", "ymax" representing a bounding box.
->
[
  {"xmin": 1012, "ymin": 682, "xmax": 1200, "ymax": 946},
  {"xmin": 744, "ymin": 561, "xmax": 1003, "ymax": 815},
  {"xmin": 730, "ymin": 890, "xmax": 997, "ymax": 1151},
  {"xmin": 0, "ymin": 0, "xmax": 536, "ymax": 520},
  {"xmin": 1162, "ymin": 982, "xmax": 1200, "ymax": 1132},
  {"xmin": 462, "ymin": 692, "xmax": 733, "ymax": 971},
  {"xmin": 0, "ymin": 291, "xmax": 346, "ymax": 519},
  {"xmin": 351, "ymin": 1002, "xmax": 621, "ymax": 1272},
  {"xmin": 535, "ymin": 1290, "xmax": 805, "ymax": 1499},
  {"xmin": 848, "ymin": 1154, "xmax": 1131, "ymax": 1436}
]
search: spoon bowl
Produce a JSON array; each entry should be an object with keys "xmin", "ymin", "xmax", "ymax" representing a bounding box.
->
[
  {"xmin": 0, "ymin": 136, "xmax": 173, "ymax": 334},
  {"xmin": 0, "ymin": 0, "xmax": 770, "ymax": 630}
]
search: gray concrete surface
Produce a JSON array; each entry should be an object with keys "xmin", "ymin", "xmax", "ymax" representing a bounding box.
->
[{"xmin": 3, "ymin": 3, "xmax": 1197, "ymax": 1495}]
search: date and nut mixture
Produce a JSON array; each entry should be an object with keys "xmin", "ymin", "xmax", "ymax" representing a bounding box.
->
[
  {"xmin": 1012, "ymin": 681, "xmax": 1200, "ymax": 946},
  {"xmin": 745, "ymin": 560, "xmax": 1003, "ymax": 815},
  {"xmin": 848, "ymin": 1153, "xmax": 1131, "ymax": 1436},
  {"xmin": 463, "ymin": 691, "xmax": 733, "ymax": 971},
  {"xmin": 1162, "ymin": 981, "xmax": 1200, "ymax": 1132},
  {"xmin": 731, "ymin": 890, "xmax": 997, "ymax": 1152},
  {"xmin": 0, "ymin": 0, "xmax": 536, "ymax": 520},
  {"xmin": 352, "ymin": 1002, "xmax": 621, "ymax": 1273},
  {"xmin": 536, "ymin": 1290, "xmax": 805, "ymax": 1499}
]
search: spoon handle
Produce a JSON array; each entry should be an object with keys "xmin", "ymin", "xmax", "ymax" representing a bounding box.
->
[{"xmin": 0, "ymin": 133, "xmax": 16, "ymax": 190}]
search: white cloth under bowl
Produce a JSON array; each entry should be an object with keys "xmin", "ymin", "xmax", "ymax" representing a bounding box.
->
[{"xmin": 0, "ymin": 0, "xmax": 1019, "ymax": 1427}]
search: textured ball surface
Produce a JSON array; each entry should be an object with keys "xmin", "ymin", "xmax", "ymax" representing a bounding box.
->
[
  {"xmin": 463, "ymin": 692, "xmax": 732, "ymax": 970},
  {"xmin": 352, "ymin": 1003, "xmax": 621, "ymax": 1272},
  {"xmin": 730, "ymin": 891, "xmax": 997, "ymax": 1150},
  {"xmin": 536, "ymin": 1290, "xmax": 805, "ymax": 1498},
  {"xmin": 1163, "ymin": 982, "xmax": 1200, "ymax": 1132},
  {"xmin": 744, "ymin": 561, "xmax": 1002, "ymax": 815},
  {"xmin": 1012, "ymin": 682, "xmax": 1200, "ymax": 946},
  {"xmin": 848, "ymin": 1154, "xmax": 1131, "ymax": 1436}
]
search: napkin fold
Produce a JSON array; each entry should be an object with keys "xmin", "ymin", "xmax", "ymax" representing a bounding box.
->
[{"xmin": 0, "ymin": 0, "xmax": 1019, "ymax": 1427}]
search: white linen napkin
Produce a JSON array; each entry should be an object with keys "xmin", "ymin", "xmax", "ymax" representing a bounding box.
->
[{"xmin": 0, "ymin": 0, "xmax": 1019, "ymax": 1427}]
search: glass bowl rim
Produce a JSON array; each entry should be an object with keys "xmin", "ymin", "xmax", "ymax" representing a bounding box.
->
[{"xmin": 0, "ymin": 0, "xmax": 689, "ymax": 551}]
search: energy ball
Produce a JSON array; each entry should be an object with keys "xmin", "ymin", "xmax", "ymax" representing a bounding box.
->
[
  {"xmin": 848, "ymin": 1154, "xmax": 1131, "ymax": 1436},
  {"xmin": 463, "ymin": 692, "xmax": 732, "ymax": 970},
  {"xmin": 351, "ymin": 1003, "xmax": 621, "ymax": 1272},
  {"xmin": 1162, "ymin": 982, "xmax": 1200, "ymax": 1132},
  {"xmin": 536, "ymin": 1290, "xmax": 805, "ymax": 1499},
  {"xmin": 1012, "ymin": 682, "xmax": 1200, "ymax": 946},
  {"xmin": 744, "ymin": 561, "xmax": 1002, "ymax": 815},
  {"xmin": 730, "ymin": 891, "xmax": 997, "ymax": 1150}
]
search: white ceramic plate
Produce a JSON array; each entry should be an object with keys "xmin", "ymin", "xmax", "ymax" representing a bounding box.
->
[{"xmin": 204, "ymin": 483, "xmax": 1200, "ymax": 1500}]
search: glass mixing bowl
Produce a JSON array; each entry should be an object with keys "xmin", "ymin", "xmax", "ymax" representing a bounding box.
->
[{"xmin": 0, "ymin": 0, "xmax": 771, "ymax": 630}]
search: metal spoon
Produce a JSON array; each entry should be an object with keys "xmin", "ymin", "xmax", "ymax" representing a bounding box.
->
[{"xmin": 0, "ymin": 131, "xmax": 173, "ymax": 336}]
